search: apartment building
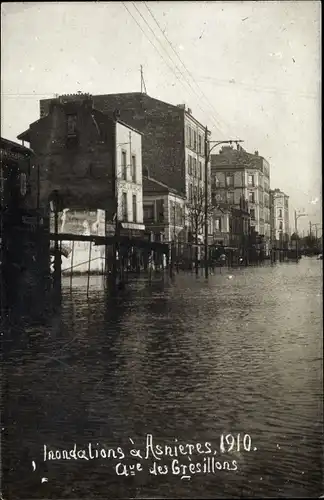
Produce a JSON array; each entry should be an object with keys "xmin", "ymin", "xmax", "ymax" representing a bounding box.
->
[
  {"xmin": 142, "ymin": 175, "xmax": 186, "ymax": 243},
  {"xmin": 40, "ymin": 93, "xmax": 211, "ymax": 234},
  {"xmin": 18, "ymin": 93, "xmax": 144, "ymax": 234},
  {"xmin": 270, "ymin": 188, "xmax": 290, "ymax": 246},
  {"xmin": 211, "ymin": 145, "xmax": 271, "ymax": 249},
  {"xmin": 18, "ymin": 94, "xmax": 145, "ymax": 273}
]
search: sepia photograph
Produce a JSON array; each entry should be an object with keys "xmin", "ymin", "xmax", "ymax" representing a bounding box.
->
[{"xmin": 1, "ymin": 1, "xmax": 322, "ymax": 498}]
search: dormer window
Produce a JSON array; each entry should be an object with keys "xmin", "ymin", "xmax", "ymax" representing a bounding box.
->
[{"xmin": 67, "ymin": 114, "xmax": 77, "ymax": 136}]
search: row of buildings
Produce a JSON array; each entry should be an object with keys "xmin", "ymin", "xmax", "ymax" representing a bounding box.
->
[{"xmin": 2, "ymin": 91, "xmax": 290, "ymax": 282}]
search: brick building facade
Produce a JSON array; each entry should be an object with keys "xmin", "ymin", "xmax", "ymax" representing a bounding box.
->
[{"xmin": 40, "ymin": 93, "xmax": 211, "ymax": 242}]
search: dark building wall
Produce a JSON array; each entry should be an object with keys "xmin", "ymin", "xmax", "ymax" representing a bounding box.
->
[
  {"xmin": 1, "ymin": 138, "xmax": 50, "ymax": 315},
  {"xmin": 41, "ymin": 93, "xmax": 186, "ymax": 196},
  {"xmin": 30, "ymin": 99, "xmax": 116, "ymax": 215}
]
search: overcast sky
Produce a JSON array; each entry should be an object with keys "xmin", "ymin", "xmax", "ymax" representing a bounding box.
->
[{"xmin": 1, "ymin": 1, "xmax": 321, "ymax": 233}]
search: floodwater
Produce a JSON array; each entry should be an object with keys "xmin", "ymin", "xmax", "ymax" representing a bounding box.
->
[{"xmin": 3, "ymin": 258, "xmax": 323, "ymax": 499}]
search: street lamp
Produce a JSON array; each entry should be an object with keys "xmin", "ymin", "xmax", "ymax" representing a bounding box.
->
[
  {"xmin": 49, "ymin": 190, "xmax": 62, "ymax": 292},
  {"xmin": 204, "ymin": 132, "xmax": 244, "ymax": 278},
  {"xmin": 294, "ymin": 210, "xmax": 307, "ymax": 260}
]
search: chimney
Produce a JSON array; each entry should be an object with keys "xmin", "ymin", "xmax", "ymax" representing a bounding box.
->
[
  {"xmin": 254, "ymin": 150, "xmax": 259, "ymax": 156},
  {"xmin": 187, "ymin": 108, "xmax": 192, "ymax": 114},
  {"xmin": 177, "ymin": 104, "xmax": 186, "ymax": 109},
  {"xmin": 113, "ymin": 109, "xmax": 121, "ymax": 121}
]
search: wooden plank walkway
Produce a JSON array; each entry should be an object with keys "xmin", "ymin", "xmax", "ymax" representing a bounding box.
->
[{"xmin": 49, "ymin": 232, "xmax": 169, "ymax": 253}]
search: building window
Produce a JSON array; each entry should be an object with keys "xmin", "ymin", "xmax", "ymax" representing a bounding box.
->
[
  {"xmin": 122, "ymin": 192, "xmax": 128, "ymax": 221},
  {"xmin": 250, "ymin": 209, "xmax": 255, "ymax": 220},
  {"xmin": 215, "ymin": 217, "xmax": 221, "ymax": 231},
  {"xmin": 279, "ymin": 209, "xmax": 282, "ymax": 218},
  {"xmin": 279, "ymin": 221, "xmax": 283, "ymax": 230},
  {"xmin": 187, "ymin": 126, "xmax": 192, "ymax": 147},
  {"xmin": 226, "ymin": 174, "xmax": 234, "ymax": 187},
  {"xmin": 189, "ymin": 184, "xmax": 193, "ymax": 202},
  {"xmin": 67, "ymin": 114, "xmax": 77, "ymax": 136},
  {"xmin": 156, "ymin": 199, "xmax": 164, "ymax": 223},
  {"xmin": 188, "ymin": 155, "xmax": 192, "ymax": 175},
  {"xmin": 178, "ymin": 206, "xmax": 183, "ymax": 226},
  {"xmin": 121, "ymin": 151, "xmax": 127, "ymax": 180},
  {"xmin": 131, "ymin": 155, "xmax": 136, "ymax": 183},
  {"xmin": 143, "ymin": 203, "xmax": 155, "ymax": 222},
  {"xmin": 227, "ymin": 191, "xmax": 234, "ymax": 204},
  {"xmin": 193, "ymin": 130, "xmax": 197, "ymax": 150},
  {"xmin": 132, "ymin": 194, "xmax": 137, "ymax": 222},
  {"xmin": 193, "ymin": 157, "xmax": 197, "ymax": 177},
  {"xmin": 198, "ymin": 135, "xmax": 202, "ymax": 154},
  {"xmin": 248, "ymin": 174, "xmax": 254, "ymax": 187},
  {"xmin": 198, "ymin": 161, "xmax": 202, "ymax": 180},
  {"xmin": 248, "ymin": 191, "xmax": 255, "ymax": 203},
  {"xmin": 188, "ymin": 127, "xmax": 192, "ymax": 147}
]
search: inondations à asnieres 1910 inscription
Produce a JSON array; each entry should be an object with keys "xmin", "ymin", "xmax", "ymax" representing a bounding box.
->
[{"xmin": 36, "ymin": 433, "xmax": 257, "ymax": 482}]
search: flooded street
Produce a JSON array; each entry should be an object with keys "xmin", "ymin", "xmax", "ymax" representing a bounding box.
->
[{"xmin": 4, "ymin": 258, "xmax": 323, "ymax": 499}]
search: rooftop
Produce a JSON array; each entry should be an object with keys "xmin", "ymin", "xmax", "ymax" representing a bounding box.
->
[
  {"xmin": 143, "ymin": 175, "xmax": 185, "ymax": 198},
  {"xmin": 1, "ymin": 136, "xmax": 33, "ymax": 155},
  {"xmin": 17, "ymin": 99, "xmax": 142, "ymax": 143}
]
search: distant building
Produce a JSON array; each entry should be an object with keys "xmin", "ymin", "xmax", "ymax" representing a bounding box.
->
[
  {"xmin": 211, "ymin": 145, "xmax": 270, "ymax": 253},
  {"xmin": 1, "ymin": 137, "xmax": 49, "ymax": 314},
  {"xmin": 211, "ymin": 205, "xmax": 231, "ymax": 247},
  {"xmin": 143, "ymin": 174, "xmax": 186, "ymax": 244},
  {"xmin": 40, "ymin": 93, "xmax": 210, "ymax": 202},
  {"xmin": 19, "ymin": 93, "xmax": 144, "ymax": 230},
  {"xmin": 18, "ymin": 94, "xmax": 145, "ymax": 273},
  {"xmin": 40, "ymin": 93, "xmax": 211, "ymax": 246},
  {"xmin": 270, "ymin": 188, "xmax": 290, "ymax": 247}
]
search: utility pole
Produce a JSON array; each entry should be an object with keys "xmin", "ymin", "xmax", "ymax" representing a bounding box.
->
[
  {"xmin": 309, "ymin": 220, "xmax": 312, "ymax": 237},
  {"xmin": 203, "ymin": 133, "xmax": 244, "ymax": 279},
  {"xmin": 140, "ymin": 65, "xmax": 147, "ymax": 94},
  {"xmin": 51, "ymin": 190, "xmax": 62, "ymax": 298},
  {"xmin": 294, "ymin": 209, "xmax": 307, "ymax": 261},
  {"xmin": 173, "ymin": 203, "xmax": 176, "ymax": 248},
  {"xmin": 140, "ymin": 65, "xmax": 143, "ymax": 93},
  {"xmin": 204, "ymin": 126, "xmax": 209, "ymax": 279},
  {"xmin": 111, "ymin": 119, "xmax": 118, "ymax": 292}
]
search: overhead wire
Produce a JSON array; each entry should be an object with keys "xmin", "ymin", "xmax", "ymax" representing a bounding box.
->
[
  {"xmin": 124, "ymin": 2, "xmax": 225, "ymax": 135},
  {"xmin": 130, "ymin": 2, "xmax": 224, "ymax": 133},
  {"xmin": 195, "ymin": 75, "xmax": 318, "ymax": 100},
  {"xmin": 143, "ymin": 1, "xmax": 234, "ymax": 137}
]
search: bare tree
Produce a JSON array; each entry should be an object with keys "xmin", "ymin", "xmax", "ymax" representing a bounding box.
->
[{"xmin": 185, "ymin": 186, "xmax": 215, "ymax": 274}]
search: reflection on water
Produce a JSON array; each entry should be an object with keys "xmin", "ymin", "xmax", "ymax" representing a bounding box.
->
[{"xmin": 3, "ymin": 259, "xmax": 323, "ymax": 499}]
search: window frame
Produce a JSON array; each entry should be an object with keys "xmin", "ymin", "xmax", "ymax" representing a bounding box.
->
[
  {"xmin": 121, "ymin": 150, "xmax": 127, "ymax": 181},
  {"xmin": 226, "ymin": 173, "xmax": 234, "ymax": 187},
  {"xmin": 122, "ymin": 192, "xmax": 128, "ymax": 221},
  {"xmin": 248, "ymin": 174, "xmax": 255, "ymax": 187},
  {"xmin": 188, "ymin": 155, "xmax": 192, "ymax": 175},
  {"xmin": 132, "ymin": 194, "xmax": 137, "ymax": 222},
  {"xmin": 143, "ymin": 202, "xmax": 155, "ymax": 222},
  {"xmin": 67, "ymin": 114, "xmax": 77, "ymax": 136},
  {"xmin": 131, "ymin": 155, "xmax": 136, "ymax": 183},
  {"xmin": 248, "ymin": 191, "xmax": 255, "ymax": 204}
]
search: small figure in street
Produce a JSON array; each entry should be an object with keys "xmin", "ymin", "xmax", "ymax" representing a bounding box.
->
[{"xmin": 220, "ymin": 253, "xmax": 226, "ymax": 266}]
